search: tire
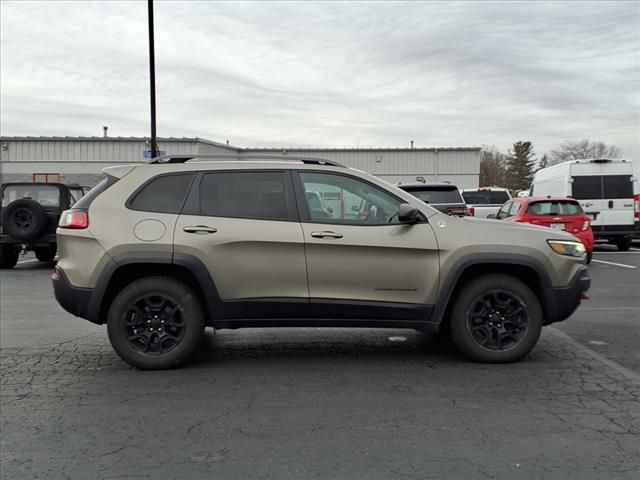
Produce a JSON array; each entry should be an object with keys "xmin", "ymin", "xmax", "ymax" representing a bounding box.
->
[
  {"xmin": 0, "ymin": 246, "xmax": 20, "ymax": 269},
  {"xmin": 586, "ymin": 251, "xmax": 593, "ymax": 264},
  {"xmin": 615, "ymin": 237, "xmax": 632, "ymax": 251},
  {"xmin": 107, "ymin": 276, "xmax": 205, "ymax": 370},
  {"xmin": 1, "ymin": 199, "xmax": 48, "ymax": 241},
  {"xmin": 35, "ymin": 245, "xmax": 57, "ymax": 262},
  {"xmin": 449, "ymin": 274, "xmax": 543, "ymax": 363}
]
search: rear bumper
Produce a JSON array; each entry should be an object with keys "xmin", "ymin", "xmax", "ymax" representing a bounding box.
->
[
  {"xmin": 52, "ymin": 269, "xmax": 96, "ymax": 323},
  {"xmin": 546, "ymin": 266, "xmax": 591, "ymax": 325}
]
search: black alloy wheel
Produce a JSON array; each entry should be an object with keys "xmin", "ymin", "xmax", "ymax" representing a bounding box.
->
[
  {"xmin": 449, "ymin": 274, "xmax": 543, "ymax": 363},
  {"xmin": 123, "ymin": 294, "xmax": 186, "ymax": 355},
  {"xmin": 465, "ymin": 289, "xmax": 529, "ymax": 351},
  {"xmin": 107, "ymin": 276, "xmax": 204, "ymax": 369}
]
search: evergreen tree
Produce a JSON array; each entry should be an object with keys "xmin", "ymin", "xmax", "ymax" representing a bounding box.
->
[{"xmin": 505, "ymin": 141, "xmax": 536, "ymax": 191}]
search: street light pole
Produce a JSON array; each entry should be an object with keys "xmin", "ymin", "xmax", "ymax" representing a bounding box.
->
[{"xmin": 147, "ymin": 0, "xmax": 158, "ymax": 158}]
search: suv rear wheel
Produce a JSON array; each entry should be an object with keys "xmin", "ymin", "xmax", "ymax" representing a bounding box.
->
[
  {"xmin": 107, "ymin": 277, "xmax": 205, "ymax": 369},
  {"xmin": 0, "ymin": 246, "xmax": 20, "ymax": 269},
  {"xmin": 449, "ymin": 274, "xmax": 543, "ymax": 363}
]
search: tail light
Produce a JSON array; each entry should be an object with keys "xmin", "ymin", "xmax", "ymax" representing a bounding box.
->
[
  {"xmin": 634, "ymin": 194, "xmax": 640, "ymax": 220},
  {"xmin": 469, "ymin": 207, "xmax": 475, "ymax": 216},
  {"xmin": 59, "ymin": 209, "xmax": 88, "ymax": 229}
]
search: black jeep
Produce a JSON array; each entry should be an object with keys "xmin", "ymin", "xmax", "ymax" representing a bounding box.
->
[{"xmin": 0, "ymin": 182, "xmax": 86, "ymax": 268}]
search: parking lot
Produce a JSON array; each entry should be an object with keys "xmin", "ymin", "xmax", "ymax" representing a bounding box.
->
[{"xmin": 1, "ymin": 245, "xmax": 639, "ymax": 480}]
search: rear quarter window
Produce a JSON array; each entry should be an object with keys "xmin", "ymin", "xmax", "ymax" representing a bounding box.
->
[{"xmin": 127, "ymin": 173, "xmax": 194, "ymax": 214}]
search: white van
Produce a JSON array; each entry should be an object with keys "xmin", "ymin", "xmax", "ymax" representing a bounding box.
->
[{"xmin": 530, "ymin": 159, "xmax": 639, "ymax": 250}]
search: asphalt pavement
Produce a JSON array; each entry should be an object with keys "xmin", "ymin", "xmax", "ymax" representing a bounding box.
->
[{"xmin": 1, "ymin": 249, "xmax": 639, "ymax": 480}]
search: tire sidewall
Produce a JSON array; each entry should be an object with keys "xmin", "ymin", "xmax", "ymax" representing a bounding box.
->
[
  {"xmin": 107, "ymin": 277, "xmax": 204, "ymax": 369},
  {"xmin": 35, "ymin": 245, "xmax": 57, "ymax": 262},
  {"xmin": 450, "ymin": 274, "xmax": 543, "ymax": 363},
  {"xmin": 0, "ymin": 246, "xmax": 20, "ymax": 268}
]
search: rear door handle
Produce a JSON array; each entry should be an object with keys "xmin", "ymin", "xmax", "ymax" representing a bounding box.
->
[
  {"xmin": 311, "ymin": 231, "xmax": 343, "ymax": 239},
  {"xmin": 608, "ymin": 200, "xmax": 614, "ymax": 209},
  {"xmin": 183, "ymin": 225, "xmax": 217, "ymax": 234}
]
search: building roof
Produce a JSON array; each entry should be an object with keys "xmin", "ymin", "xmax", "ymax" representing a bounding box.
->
[{"xmin": 0, "ymin": 136, "xmax": 480, "ymax": 153}]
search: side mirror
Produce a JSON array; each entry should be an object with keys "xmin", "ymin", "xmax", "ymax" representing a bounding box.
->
[
  {"xmin": 398, "ymin": 203, "xmax": 420, "ymax": 224},
  {"xmin": 487, "ymin": 214, "xmax": 496, "ymax": 219}
]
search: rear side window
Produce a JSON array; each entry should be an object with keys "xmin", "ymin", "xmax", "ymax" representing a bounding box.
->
[
  {"xmin": 603, "ymin": 175, "xmax": 633, "ymax": 199},
  {"xmin": 196, "ymin": 171, "xmax": 292, "ymax": 221},
  {"xmin": 461, "ymin": 191, "xmax": 510, "ymax": 204},
  {"xmin": 128, "ymin": 173, "xmax": 194, "ymax": 214},
  {"xmin": 527, "ymin": 201, "xmax": 582, "ymax": 216},
  {"xmin": 405, "ymin": 188, "xmax": 463, "ymax": 204}
]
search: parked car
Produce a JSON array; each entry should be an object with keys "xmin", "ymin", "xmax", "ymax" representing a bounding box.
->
[
  {"xmin": 530, "ymin": 158, "xmax": 638, "ymax": 250},
  {"xmin": 461, "ymin": 187, "xmax": 512, "ymax": 218},
  {"xmin": 0, "ymin": 182, "xmax": 86, "ymax": 268},
  {"xmin": 52, "ymin": 154, "xmax": 590, "ymax": 369},
  {"xmin": 493, "ymin": 196, "xmax": 595, "ymax": 263},
  {"xmin": 397, "ymin": 182, "xmax": 469, "ymax": 216}
]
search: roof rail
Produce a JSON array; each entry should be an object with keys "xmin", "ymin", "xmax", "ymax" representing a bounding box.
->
[{"xmin": 146, "ymin": 154, "xmax": 346, "ymax": 168}]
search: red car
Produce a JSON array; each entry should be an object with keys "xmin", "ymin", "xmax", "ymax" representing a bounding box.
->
[{"xmin": 495, "ymin": 196, "xmax": 594, "ymax": 263}]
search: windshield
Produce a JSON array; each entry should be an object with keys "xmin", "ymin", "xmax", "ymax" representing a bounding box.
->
[
  {"xmin": 406, "ymin": 188, "xmax": 464, "ymax": 204},
  {"xmin": 462, "ymin": 191, "xmax": 510, "ymax": 205},
  {"xmin": 527, "ymin": 200, "xmax": 582, "ymax": 216},
  {"xmin": 1, "ymin": 185, "xmax": 61, "ymax": 207}
]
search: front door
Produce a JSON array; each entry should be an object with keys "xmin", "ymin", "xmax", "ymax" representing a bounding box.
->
[
  {"xmin": 294, "ymin": 170, "xmax": 440, "ymax": 322},
  {"xmin": 174, "ymin": 170, "xmax": 308, "ymax": 319}
]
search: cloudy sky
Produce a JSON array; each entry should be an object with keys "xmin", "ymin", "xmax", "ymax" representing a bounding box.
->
[{"xmin": 1, "ymin": 1, "xmax": 639, "ymax": 158}]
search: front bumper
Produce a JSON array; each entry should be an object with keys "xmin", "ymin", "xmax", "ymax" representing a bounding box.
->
[
  {"xmin": 52, "ymin": 268, "xmax": 95, "ymax": 323},
  {"xmin": 546, "ymin": 265, "xmax": 591, "ymax": 325}
]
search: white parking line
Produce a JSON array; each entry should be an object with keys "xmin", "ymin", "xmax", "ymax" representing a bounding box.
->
[{"xmin": 591, "ymin": 259, "xmax": 637, "ymax": 269}]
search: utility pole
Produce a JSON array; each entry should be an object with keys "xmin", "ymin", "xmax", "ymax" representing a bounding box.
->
[{"xmin": 147, "ymin": 0, "xmax": 158, "ymax": 158}]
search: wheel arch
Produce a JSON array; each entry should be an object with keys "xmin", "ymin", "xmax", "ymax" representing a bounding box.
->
[
  {"xmin": 88, "ymin": 252, "xmax": 223, "ymax": 325},
  {"xmin": 432, "ymin": 254, "xmax": 555, "ymax": 331}
]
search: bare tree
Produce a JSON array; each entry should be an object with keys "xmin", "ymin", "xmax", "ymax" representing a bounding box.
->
[
  {"xmin": 479, "ymin": 146, "xmax": 507, "ymax": 187},
  {"xmin": 549, "ymin": 140, "xmax": 622, "ymax": 166}
]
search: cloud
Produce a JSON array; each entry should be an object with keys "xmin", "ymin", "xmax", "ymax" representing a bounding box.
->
[{"xmin": 1, "ymin": 0, "xmax": 638, "ymax": 158}]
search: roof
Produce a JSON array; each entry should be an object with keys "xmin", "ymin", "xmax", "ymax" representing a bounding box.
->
[
  {"xmin": 517, "ymin": 196, "xmax": 580, "ymax": 203},
  {"xmin": 247, "ymin": 146, "xmax": 481, "ymax": 152},
  {"xmin": 0, "ymin": 136, "xmax": 240, "ymax": 150}
]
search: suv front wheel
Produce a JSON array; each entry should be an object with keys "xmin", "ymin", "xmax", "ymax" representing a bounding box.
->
[
  {"xmin": 449, "ymin": 274, "xmax": 543, "ymax": 363},
  {"xmin": 107, "ymin": 277, "xmax": 205, "ymax": 369}
]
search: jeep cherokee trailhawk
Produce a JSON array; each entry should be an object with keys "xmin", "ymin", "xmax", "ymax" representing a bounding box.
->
[{"xmin": 52, "ymin": 155, "xmax": 591, "ymax": 369}]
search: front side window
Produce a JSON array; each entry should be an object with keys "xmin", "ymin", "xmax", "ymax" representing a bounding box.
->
[
  {"xmin": 197, "ymin": 171, "xmax": 292, "ymax": 221},
  {"xmin": 298, "ymin": 172, "xmax": 403, "ymax": 225},
  {"xmin": 128, "ymin": 173, "xmax": 194, "ymax": 214},
  {"xmin": 1, "ymin": 185, "xmax": 61, "ymax": 208}
]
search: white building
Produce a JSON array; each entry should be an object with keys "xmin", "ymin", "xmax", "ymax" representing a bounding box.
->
[{"xmin": 0, "ymin": 136, "xmax": 480, "ymax": 188}]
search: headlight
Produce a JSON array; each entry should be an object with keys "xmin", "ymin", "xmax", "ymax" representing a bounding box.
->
[{"xmin": 547, "ymin": 240, "xmax": 586, "ymax": 257}]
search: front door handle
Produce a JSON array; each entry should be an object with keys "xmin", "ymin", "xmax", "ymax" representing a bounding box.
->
[
  {"xmin": 311, "ymin": 231, "xmax": 343, "ymax": 239},
  {"xmin": 183, "ymin": 225, "xmax": 217, "ymax": 234}
]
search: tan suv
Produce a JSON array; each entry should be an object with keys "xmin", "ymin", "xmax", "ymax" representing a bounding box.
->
[{"xmin": 52, "ymin": 155, "xmax": 591, "ymax": 369}]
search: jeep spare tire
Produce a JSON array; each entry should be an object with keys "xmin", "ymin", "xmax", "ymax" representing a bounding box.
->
[{"xmin": 1, "ymin": 199, "xmax": 49, "ymax": 240}]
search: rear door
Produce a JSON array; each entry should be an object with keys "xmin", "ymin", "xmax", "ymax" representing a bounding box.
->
[
  {"xmin": 294, "ymin": 170, "xmax": 440, "ymax": 321},
  {"xmin": 602, "ymin": 175, "xmax": 634, "ymax": 229},
  {"xmin": 174, "ymin": 170, "xmax": 308, "ymax": 318}
]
